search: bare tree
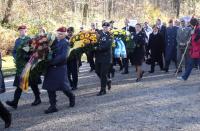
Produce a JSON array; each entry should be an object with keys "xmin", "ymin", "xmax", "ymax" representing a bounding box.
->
[{"xmin": 1, "ymin": 0, "xmax": 14, "ymax": 25}]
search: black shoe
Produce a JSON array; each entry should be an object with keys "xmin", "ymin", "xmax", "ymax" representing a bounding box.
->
[
  {"xmin": 0, "ymin": 88, "xmax": 5, "ymax": 94},
  {"xmin": 89, "ymin": 68, "xmax": 94, "ymax": 72},
  {"xmin": 44, "ymin": 106, "xmax": 58, "ymax": 114},
  {"xmin": 136, "ymin": 78, "xmax": 141, "ymax": 82},
  {"xmin": 121, "ymin": 71, "xmax": 129, "ymax": 74},
  {"xmin": 6, "ymin": 101, "xmax": 17, "ymax": 109},
  {"xmin": 69, "ymin": 94, "xmax": 75, "ymax": 107},
  {"xmin": 119, "ymin": 66, "xmax": 123, "ymax": 71},
  {"xmin": 160, "ymin": 68, "xmax": 165, "ymax": 71},
  {"xmin": 175, "ymin": 70, "xmax": 182, "ymax": 73},
  {"xmin": 5, "ymin": 112, "xmax": 11, "ymax": 128},
  {"xmin": 163, "ymin": 68, "xmax": 168, "ymax": 72},
  {"xmin": 97, "ymin": 90, "xmax": 106, "ymax": 96},
  {"xmin": 31, "ymin": 98, "xmax": 41, "ymax": 106},
  {"xmin": 107, "ymin": 80, "xmax": 112, "ymax": 90},
  {"xmin": 148, "ymin": 70, "xmax": 154, "ymax": 73},
  {"xmin": 72, "ymin": 87, "xmax": 78, "ymax": 91}
]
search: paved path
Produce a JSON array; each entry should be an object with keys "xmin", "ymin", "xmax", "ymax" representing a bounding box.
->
[{"xmin": 0, "ymin": 63, "xmax": 200, "ymax": 131}]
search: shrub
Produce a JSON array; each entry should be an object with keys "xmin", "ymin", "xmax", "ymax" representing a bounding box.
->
[{"xmin": 0, "ymin": 26, "xmax": 17, "ymax": 56}]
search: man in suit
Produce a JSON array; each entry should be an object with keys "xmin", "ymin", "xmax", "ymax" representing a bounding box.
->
[
  {"xmin": 42, "ymin": 27, "xmax": 75, "ymax": 114},
  {"xmin": 95, "ymin": 22, "xmax": 113, "ymax": 96},
  {"xmin": 122, "ymin": 18, "xmax": 136, "ymax": 74}
]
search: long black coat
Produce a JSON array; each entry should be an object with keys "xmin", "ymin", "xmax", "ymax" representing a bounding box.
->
[
  {"xmin": 148, "ymin": 33, "xmax": 164, "ymax": 62},
  {"xmin": 165, "ymin": 26, "xmax": 178, "ymax": 61},
  {"xmin": 42, "ymin": 39, "xmax": 71, "ymax": 91}
]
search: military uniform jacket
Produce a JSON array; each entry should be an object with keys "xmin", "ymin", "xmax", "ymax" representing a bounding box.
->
[{"xmin": 95, "ymin": 30, "xmax": 112, "ymax": 64}]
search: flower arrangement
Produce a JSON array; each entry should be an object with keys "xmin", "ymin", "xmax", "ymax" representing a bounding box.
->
[
  {"xmin": 111, "ymin": 30, "xmax": 131, "ymax": 42},
  {"xmin": 68, "ymin": 31, "xmax": 99, "ymax": 60},
  {"xmin": 111, "ymin": 30, "xmax": 131, "ymax": 58},
  {"xmin": 69, "ymin": 31, "xmax": 99, "ymax": 48},
  {"xmin": 20, "ymin": 33, "xmax": 55, "ymax": 92}
]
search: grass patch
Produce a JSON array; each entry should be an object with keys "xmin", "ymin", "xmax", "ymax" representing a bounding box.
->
[
  {"xmin": 2, "ymin": 56, "xmax": 16, "ymax": 77},
  {"xmin": 1, "ymin": 54, "xmax": 88, "ymax": 77}
]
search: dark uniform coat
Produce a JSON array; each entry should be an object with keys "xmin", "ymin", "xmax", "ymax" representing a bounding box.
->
[
  {"xmin": 131, "ymin": 31, "xmax": 146, "ymax": 66},
  {"xmin": 95, "ymin": 31, "xmax": 112, "ymax": 64},
  {"xmin": 42, "ymin": 38, "xmax": 71, "ymax": 91},
  {"xmin": 165, "ymin": 26, "xmax": 178, "ymax": 61}
]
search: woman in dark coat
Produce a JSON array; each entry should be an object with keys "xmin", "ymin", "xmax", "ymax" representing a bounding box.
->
[
  {"xmin": 148, "ymin": 25, "xmax": 164, "ymax": 73},
  {"xmin": 42, "ymin": 27, "xmax": 75, "ymax": 114},
  {"xmin": 131, "ymin": 23, "xmax": 146, "ymax": 82}
]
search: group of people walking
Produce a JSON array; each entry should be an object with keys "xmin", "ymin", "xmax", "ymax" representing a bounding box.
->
[{"xmin": 0, "ymin": 17, "xmax": 200, "ymax": 129}]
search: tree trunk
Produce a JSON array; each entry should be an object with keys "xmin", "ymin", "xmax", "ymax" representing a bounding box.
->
[
  {"xmin": 1, "ymin": 0, "xmax": 14, "ymax": 25},
  {"xmin": 70, "ymin": 0, "xmax": 75, "ymax": 12},
  {"xmin": 82, "ymin": 3, "xmax": 89, "ymax": 26},
  {"xmin": 176, "ymin": 0, "xmax": 180, "ymax": 18},
  {"xmin": 108, "ymin": 0, "xmax": 112, "ymax": 19}
]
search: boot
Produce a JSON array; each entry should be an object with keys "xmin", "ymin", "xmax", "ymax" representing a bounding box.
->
[
  {"xmin": 97, "ymin": 90, "xmax": 106, "ymax": 96},
  {"xmin": 44, "ymin": 106, "xmax": 58, "ymax": 114},
  {"xmin": 69, "ymin": 94, "xmax": 75, "ymax": 107},
  {"xmin": 31, "ymin": 98, "xmax": 41, "ymax": 106},
  {"xmin": 0, "ymin": 88, "xmax": 5, "ymax": 94},
  {"xmin": 64, "ymin": 91, "xmax": 75, "ymax": 107},
  {"xmin": 148, "ymin": 70, "xmax": 154, "ymax": 73},
  {"xmin": 107, "ymin": 80, "xmax": 112, "ymax": 90},
  {"xmin": 0, "ymin": 102, "xmax": 12, "ymax": 128},
  {"xmin": 6, "ymin": 101, "xmax": 17, "ymax": 109},
  {"xmin": 149, "ymin": 64, "xmax": 155, "ymax": 73},
  {"xmin": 31, "ymin": 85, "xmax": 41, "ymax": 106},
  {"xmin": 72, "ymin": 87, "xmax": 78, "ymax": 90},
  {"xmin": 6, "ymin": 87, "xmax": 22, "ymax": 109}
]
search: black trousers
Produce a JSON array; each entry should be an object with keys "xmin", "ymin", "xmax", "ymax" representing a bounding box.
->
[
  {"xmin": 95, "ymin": 62, "xmax": 110, "ymax": 91},
  {"xmin": 0, "ymin": 70, "xmax": 5, "ymax": 90},
  {"xmin": 165, "ymin": 58, "xmax": 178, "ymax": 71},
  {"xmin": 123, "ymin": 52, "xmax": 133, "ymax": 73},
  {"xmin": 12, "ymin": 84, "xmax": 40, "ymax": 104},
  {"xmin": 47, "ymin": 90, "xmax": 74, "ymax": 107},
  {"xmin": 86, "ymin": 51, "xmax": 95, "ymax": 70},
  {"xmin": 114, "ymin": 58, "xmax": 123, "ymax": 68},
  {"xmin": 150, "ymin": 58, "xmax": 164, "ymax": 71},
  {"xmin": 67, "ymin": 59, "xmax": 78, "ymax": 89},
  {"xmin": 0, "ymin": 101, "xmax": 10, "ymax": 123}
]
